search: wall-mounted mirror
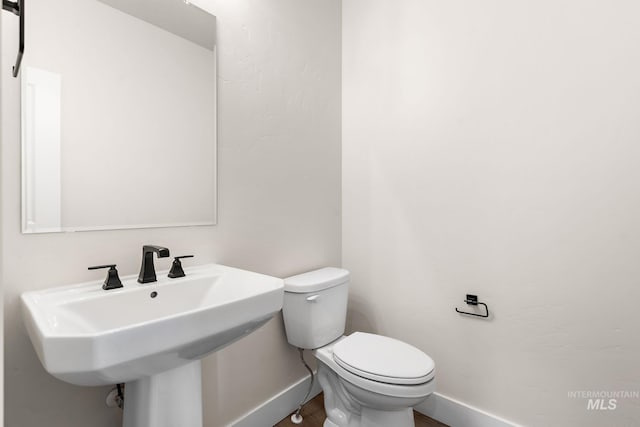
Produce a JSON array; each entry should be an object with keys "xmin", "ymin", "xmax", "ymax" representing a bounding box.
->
[{"xmin": 19, "ymin": 0, "xmax": 216, "ymax": 233}]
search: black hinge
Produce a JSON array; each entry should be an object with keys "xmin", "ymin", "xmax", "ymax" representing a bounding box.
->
[
  {"xmin": 2, "ymin": 0, "xmax": 19, "ymax": 15},
  {"xmin": 2, "ymin": 0, "xmax": 24, "ymax": 77}
]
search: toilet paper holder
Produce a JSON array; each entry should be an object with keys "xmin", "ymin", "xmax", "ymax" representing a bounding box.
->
[{"xmin": 455, "ymin": 294, "xmax": 489, "ymax": 318}]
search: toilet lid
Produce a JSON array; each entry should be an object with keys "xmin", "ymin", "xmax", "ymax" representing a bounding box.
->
[{"xmin": 333, "ymin": 332, "xmax": 435, "ymax": 385}]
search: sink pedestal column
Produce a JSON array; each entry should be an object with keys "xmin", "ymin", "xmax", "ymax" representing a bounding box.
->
[{"xmin": 123, "ymin": 360, "xmax": 203, "ymax": 427}]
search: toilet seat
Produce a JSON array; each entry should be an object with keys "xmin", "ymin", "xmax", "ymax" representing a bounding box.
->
[
  {"xmin": 314, "ymin": 336, "xmax": 435, "ymax": 399},
  {"xmin": 332, "ymin": 332, "xmax": 435, "ymax": 385}
]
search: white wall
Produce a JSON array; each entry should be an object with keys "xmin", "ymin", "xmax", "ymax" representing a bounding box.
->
[
  {"xmin": 2, "ymin": 1, "xmax": 341, "ymax": 426},
  {"xmin": 343, "ymin": 1, "xmax": 640, "ymax": 426}
]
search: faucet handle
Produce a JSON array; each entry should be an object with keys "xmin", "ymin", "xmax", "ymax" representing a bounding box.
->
[
  {"xmin": 88, "ymin": 264, "xmax": 123, "ymax": 290},
  {"xmin": 168, "ymin": 255, "xmax": 194, "ymax": 279}
]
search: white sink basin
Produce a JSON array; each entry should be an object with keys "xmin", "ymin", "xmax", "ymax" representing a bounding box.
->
[{"xmin": 21, "ymin": 264, "xmax": 283, "ymax": 387}]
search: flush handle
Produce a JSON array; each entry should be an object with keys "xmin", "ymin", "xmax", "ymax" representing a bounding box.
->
[{"xmin": 306, "ymin": 294, "xmax": 320, "ymax": 302}]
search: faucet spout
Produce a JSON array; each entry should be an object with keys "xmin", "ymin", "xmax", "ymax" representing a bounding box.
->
[{"xmin": 138, "ymin": 245, "xmax": 170, "ymax": 283}]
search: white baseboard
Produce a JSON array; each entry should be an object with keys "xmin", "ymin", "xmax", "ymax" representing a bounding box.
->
[
  {"xmin": 227, "ymin": 376, "xmax": 520, "ymax": 427},
  {"xmin": 415, "ymin": 392, "xmax": 522, "ymax": 427},
  {"xmin": 226, "ymin": 373, "xmax": 321, "ymax": 427}
]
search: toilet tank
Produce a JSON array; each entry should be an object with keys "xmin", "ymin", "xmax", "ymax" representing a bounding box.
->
[{"xmin": 282, "ymin": 267, "xmax": 349, "ymax": 349}]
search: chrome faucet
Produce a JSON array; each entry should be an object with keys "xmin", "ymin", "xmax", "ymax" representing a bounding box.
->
[{"xmin": 138, "ymin": 245, "xmax": 170, "ymax": 283}]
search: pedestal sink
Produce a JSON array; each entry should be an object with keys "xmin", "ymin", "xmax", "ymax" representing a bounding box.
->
[{"xmin": 21, "ymin": 263, "xmax": 284, "ymax": 427}]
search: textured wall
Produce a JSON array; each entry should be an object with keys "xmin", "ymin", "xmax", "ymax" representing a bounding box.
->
[
  {"xmin": 342, "ymin": 1, "xmax": 640, "ymax": 426},
  {"xmin": 1, "ymin": 0, "xmax": 341, "ymax": 425}
]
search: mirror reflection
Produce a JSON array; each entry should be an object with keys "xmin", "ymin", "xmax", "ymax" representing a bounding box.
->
[{"xmin": 21, "ymin": 0, "xmax": 217, "ymax": 233}]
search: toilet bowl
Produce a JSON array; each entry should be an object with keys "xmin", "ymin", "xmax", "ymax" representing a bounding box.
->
[
  {"xmin": 282, "ymin": 268, "xmax": 435, "ymax": 427},
  {"xmin": 314, "ymin": 335, "xmax": 435, "ymax": 427}
]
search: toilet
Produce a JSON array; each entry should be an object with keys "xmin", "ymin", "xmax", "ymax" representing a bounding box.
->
[{"xmin": 282, "ymin": 267, "xmax": 435, "ymax": 427}]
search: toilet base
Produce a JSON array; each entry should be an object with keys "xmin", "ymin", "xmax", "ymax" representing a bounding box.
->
[
  {"xmin": 360, "ymin": 408, "xmax": 414, "ymax": 427},
  {"xmin": 317, "ymin": 361, "xmax": 424, "ymax": 427},
  {"xmin": 321, "ymin": 404, "xmax": 415, "ymax": 427}
]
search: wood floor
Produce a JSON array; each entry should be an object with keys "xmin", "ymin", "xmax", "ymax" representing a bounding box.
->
[{"xmin": 274, "ymin": 394, "xmax": 448, "ymax": 427}]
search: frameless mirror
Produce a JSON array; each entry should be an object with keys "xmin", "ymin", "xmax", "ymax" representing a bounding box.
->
[{"xmin": 19, "ymin": 0, "xmax": 216, "ymax": 233}]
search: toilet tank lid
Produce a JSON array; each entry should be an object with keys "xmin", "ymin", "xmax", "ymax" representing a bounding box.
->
[{"xmin": 284, "ymin": 267, "xmax": 349, "ymax": 293}]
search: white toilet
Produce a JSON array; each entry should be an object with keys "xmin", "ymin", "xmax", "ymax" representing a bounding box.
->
[{"xmin": 282, "ymin": 267, "xmax": 435, "ymax": 427}]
